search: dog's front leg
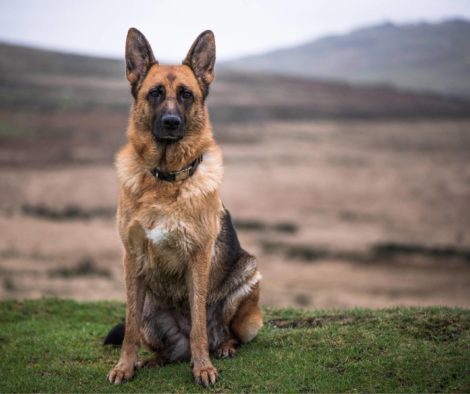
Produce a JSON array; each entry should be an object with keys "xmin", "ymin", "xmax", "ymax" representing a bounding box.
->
[
  {"xmin": 108, "ymin": 252, "xmax": 145, "ymax": 384},
  {"xmin": 187, "ymin": 246, "xmax": 218, "ymax": 387}
]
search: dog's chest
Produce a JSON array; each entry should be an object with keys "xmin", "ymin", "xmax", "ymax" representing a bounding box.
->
[
  {"xmin": 145, "ymin": 214, "xmax": 193, "ymax": 246},
  {"xmin": 145, "ymin": 223, "xmax": 170, "ymax": 246},
  {"xmin": 142, "ymin": 215, "xmax": 195, "ymax": 272},
  {"xmin": 140, "ymin": 216, "xmax": 196, "ymax": 305}
]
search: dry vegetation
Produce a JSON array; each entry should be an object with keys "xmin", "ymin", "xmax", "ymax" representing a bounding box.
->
[{"xmin": 1, "ymin": 43, "xmax": 470, "ymax": 308}]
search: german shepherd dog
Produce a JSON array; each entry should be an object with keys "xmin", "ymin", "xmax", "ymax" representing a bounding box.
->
[{"xmin": 105, "ymin": 28, "xmax": 263, "ymax": 387}]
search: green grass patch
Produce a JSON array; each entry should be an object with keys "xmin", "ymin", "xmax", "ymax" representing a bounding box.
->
[
  {"xmin": 0, "ymin": 299, "xmax": 469, "ymax": 392},
  {"xmin": 0, "ymin": 122, "xmax": 38, "ymax": 138}
]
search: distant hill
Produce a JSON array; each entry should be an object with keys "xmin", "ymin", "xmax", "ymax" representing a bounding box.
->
[
  {"xmin": 225, "ymin": 19, "xmax": 470, "ymax": 97},
  {"xmin": 1, "ymin": 41, "xmax": 470, "ymax": 121},
  {"xmin": 1, "ymin": 41, "xmax": 470, "ymax": 167},
  {"xmin": 0, "ymin": 43, "xmax": 127, "ymax": 112}
]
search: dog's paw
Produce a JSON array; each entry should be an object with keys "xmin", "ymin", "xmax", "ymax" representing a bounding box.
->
[
  {"xmin": 107, "ymin": 363, "xmax": 134, "ymax": 384},
  {"xmin": 215, "ymin": 339, "xmax": 237, "ymax": 359},
  {"xmin": 193, "ymin": 363, "xmax": 219, "ymax": 387}
]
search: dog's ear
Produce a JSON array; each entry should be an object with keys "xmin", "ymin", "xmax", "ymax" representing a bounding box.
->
[
  {"xmin": 183, "ymin": 30, "xmax": 216, "ymax": 97},
  {"xmin": 125, "ymin": 28, "xmax": 157, "ymax": 93}
]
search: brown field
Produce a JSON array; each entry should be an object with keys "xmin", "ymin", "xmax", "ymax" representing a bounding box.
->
[
  {"xmin": 1, "ymin": 116, "xmax": 469, "ymax": 308},
  {"xmin": 1, "ymin": 43, "xmax": 470, "ymax": 308}
]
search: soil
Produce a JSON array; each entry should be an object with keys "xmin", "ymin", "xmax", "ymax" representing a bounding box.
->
[{"xmin": 1, "ymin": 118, "xmax": 470, "ymax": 308}]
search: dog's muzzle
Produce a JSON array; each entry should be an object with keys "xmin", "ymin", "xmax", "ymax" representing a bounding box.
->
[{"xmin": 152, "ymin": 113, "xmax": 185, "ymax": 142}]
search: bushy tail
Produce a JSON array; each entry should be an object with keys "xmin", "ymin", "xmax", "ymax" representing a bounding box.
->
[{"xmin": 103, "ymin": 322, "xmax": 125, "ymax": 346}]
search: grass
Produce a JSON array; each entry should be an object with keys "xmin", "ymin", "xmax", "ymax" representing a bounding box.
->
[
  {"xmin": 0, "ymin": 122, "xmax": 38, "ymax": 138},
  {"xmin": 0, "ymin": 299, "xmax": 469, "ymax": 393}
]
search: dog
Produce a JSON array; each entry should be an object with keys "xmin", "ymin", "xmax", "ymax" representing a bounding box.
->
[{"xmin": 105, "ymin": 28, "xmax": 263, "ymax": 387}]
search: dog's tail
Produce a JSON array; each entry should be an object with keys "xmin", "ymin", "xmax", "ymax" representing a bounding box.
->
[{"xmin": 103, "ymin": 322, "xmax": 125, "ymax": 346}]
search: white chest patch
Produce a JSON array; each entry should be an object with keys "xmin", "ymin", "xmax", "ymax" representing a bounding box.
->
[{"xmin": 145, "ymin": 224, "xmax": 168, "ymax": 245}]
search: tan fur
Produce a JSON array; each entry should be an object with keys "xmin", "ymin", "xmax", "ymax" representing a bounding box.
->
[
  {"xmin": 107, "ymin": 29, "xmax": 262, "ymax": 387},
  {"xmin": 231, "ymin": 283, "xmax": 263, "ymax": 343}
]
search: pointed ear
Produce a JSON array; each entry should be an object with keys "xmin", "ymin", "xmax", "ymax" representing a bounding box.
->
[
  {"xmin": 125, "ymin": 28, "xmax": 157, "ymax": 92},
  {"xmin": 183, "ymin": 30, "xmax": 216, "ymax": 97}
]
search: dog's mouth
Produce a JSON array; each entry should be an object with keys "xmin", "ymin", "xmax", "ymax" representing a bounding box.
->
[{"xmin": 154, "ymin": 135, "xmax": 183, "ymax": 144}]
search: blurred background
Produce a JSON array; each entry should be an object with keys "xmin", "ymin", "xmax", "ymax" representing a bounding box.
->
[{"xmin": 0, "ymin": 0, "xmax": 469, "ymax": 308}]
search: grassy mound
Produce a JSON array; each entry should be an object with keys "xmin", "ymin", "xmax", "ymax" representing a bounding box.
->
[{"xmin": 0, "ymin": 299, "xmax": 469, "ymax": 392}]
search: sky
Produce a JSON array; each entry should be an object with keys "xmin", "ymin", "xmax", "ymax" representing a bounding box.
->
[{"xmin": 0, "ymin": 0, "xmax": 469, "ymax": 62}]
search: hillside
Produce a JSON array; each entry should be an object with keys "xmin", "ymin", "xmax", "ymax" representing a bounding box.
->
[
  {"xmin": 0, "ymin": 43, "xmax": 126, "ymax": 112},
  {"xmin": 1, "ymin": 42, "xmax": 470, "ymax": 122},
  {"xmin": 2, "ymin": 41, "xmax": 470, "ymax": 169},
  {"xmin": 0, "ymin": 299, "xmax": 469, "ymax": 392},
  {"xmin": 226, "ymin": 19, "xmax": 470, "ymax": 97}
]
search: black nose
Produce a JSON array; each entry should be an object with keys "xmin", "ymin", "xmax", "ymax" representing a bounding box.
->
[{"xmin": 162, "ymin": 114, "xmax": 181, "ymax": 130}]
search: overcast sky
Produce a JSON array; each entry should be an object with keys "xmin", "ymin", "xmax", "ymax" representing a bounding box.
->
[{"xmin": 1, "ymin": 0, "xmax": 469, "ymax": 62}]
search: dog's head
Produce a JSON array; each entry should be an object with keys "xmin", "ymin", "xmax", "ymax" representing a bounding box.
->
[{"xmin": 125, "ymin": 28, "xmax": 215, "ymax": 145}]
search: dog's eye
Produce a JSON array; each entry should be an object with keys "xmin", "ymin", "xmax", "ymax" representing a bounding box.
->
[
  {"xmin": 149, "ymin": 86, "xmax": 164, "ymax": 99},
  {"xmin": 180, "ymin": 89, "xmax": 193, "ymax": 100}
]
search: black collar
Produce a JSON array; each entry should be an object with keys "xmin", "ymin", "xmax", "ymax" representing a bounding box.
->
[{"xmin": 150, "ymin": 155, "xmax": 203, "ymax": 182}]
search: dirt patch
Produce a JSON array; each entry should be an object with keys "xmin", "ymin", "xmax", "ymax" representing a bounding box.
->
[
  {"xmin": 48, "ymin": 256, "xmax": 111, "ymax": 278},
  {"xmin": 371, "ymin": 243, "xmax": 470, "ymax": 263},
  {"xmin": 22, "ymin": 204, "xmax": 115, "ymax": 221},
  {"xmin": 267, "ymin": 315, "xmax": 373, "ymax": 329},
  {"xmin": 234, "ymin": 219, "xmax": 298, "ymax": 234},
  {"xmin": 262, "ymin": 241, "xmax": 329, "ymax": 262},
  {"xmin": 261, "ymin": 240, "xmax": 470, "ymax": 264}
]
